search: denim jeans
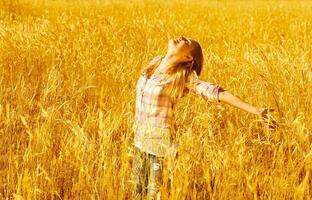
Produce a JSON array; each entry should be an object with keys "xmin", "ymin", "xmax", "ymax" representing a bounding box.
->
[{"xmin": 132, "ymin": 147, "xmax": 163, "ymax": 200}]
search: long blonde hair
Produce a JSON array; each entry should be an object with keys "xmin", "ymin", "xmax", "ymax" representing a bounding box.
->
[{"xmin": 143, "ymin": 39, "xmax": 203, "ymax": 101}]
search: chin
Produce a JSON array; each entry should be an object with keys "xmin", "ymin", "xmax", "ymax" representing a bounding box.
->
[
  {"xmin": 168, "ymin": 39, "xmax": 175, "ymax": 46},
  {"xmin": 167, "ymin": 41, "xmax": 175, "ymax": 52}
]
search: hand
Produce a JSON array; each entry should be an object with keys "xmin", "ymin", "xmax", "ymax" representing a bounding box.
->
[{"xmin": 256, "ymin": 108, "xmax": 278, "ymax": 130}]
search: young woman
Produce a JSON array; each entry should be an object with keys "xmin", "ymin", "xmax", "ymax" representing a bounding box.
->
[{"xmin": 132, "ymin": 36, "xmax": 275, "ymax": 199}]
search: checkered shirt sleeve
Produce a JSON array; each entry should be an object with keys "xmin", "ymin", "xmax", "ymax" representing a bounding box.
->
[{"xmin": 185, "ymin": 70, "xmax": 223, "ymax": 102}]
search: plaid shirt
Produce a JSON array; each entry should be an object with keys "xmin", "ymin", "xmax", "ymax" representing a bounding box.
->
[{"xmin": 133, "ymin": 69, "xmax": 222, "ymax": 157}]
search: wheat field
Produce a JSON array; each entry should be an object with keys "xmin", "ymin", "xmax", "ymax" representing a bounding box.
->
[{"xmin": 0, "ymin": 0, "xmax": 311, "ymax": 199}]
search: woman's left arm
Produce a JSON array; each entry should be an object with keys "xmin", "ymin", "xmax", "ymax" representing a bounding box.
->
[
  {"xmin": 218, "ymin": 90, "xmax": 260, "ymax": 115},
  {"xmin": 218, "ymin": 90, "xmax": 276, "ymax": 128},
  {"xmin": 185, "ymin": 70, "xmax": 277, "ymax": 129}
]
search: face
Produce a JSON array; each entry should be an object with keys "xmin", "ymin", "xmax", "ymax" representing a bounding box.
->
[{"xmin": 167, "ymin": 36, "xmax": 194, "ymax": 62}]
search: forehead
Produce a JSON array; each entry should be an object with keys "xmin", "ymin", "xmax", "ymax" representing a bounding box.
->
[{"xmin": 185, "ymin": 37, "xmax": 192, "ymax": 44}]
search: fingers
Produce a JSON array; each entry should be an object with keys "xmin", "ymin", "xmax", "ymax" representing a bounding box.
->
[
  {"xmin": 261, "ymin": 108, "xmax": 275, "ymax": 113},
  {"xmin": 268, "ymin": 108, "xmax": 275, "ymax": 112},
  {"xmin": 267, "ymin": 119, "xmax": 278, "ymax": 131},
  {"xmin": 262, "ymin": 116, "xmax": 278, "ymax": 131},
  {"xmin": 258, "ymin": 108, "xmax": 278, "ymax": 131},
  {"xmin": 259, "ymin": 108, "xmax": 275, "ymax": 119}
]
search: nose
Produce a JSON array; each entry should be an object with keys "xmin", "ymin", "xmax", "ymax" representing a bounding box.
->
[
  {"xmin": 172, "ymin": 36, "xmax": 191, "ymax": 46},
  {"xmin": 178, "ymin": 36, "xmax": 191, "ymax": 46},
  {"xmin": 176, "ymin": 36, "xmax": 185, "ymax": 41}
]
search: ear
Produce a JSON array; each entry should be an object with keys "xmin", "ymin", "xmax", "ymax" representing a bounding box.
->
[{"xmin": 184, "ymin": 55, "xmax": 193, "ymax": 62}]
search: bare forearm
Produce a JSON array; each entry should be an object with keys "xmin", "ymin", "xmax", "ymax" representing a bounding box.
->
[{"xmin": 218, "ymin": 91, "xmax": 260, "ymax": 115}]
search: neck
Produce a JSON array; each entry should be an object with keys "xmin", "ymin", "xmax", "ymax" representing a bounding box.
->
[{"xmin": 156, "ymin": 53, "xmax": 177, "ymax": 74}]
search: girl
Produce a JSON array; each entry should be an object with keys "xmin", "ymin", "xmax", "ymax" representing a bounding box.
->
[{"xmin": 132, "ymin": 36, "xmax": 275, "ymax": 200}]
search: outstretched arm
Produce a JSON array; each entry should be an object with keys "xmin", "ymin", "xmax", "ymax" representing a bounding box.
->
[
  {"xmin": 185, "ymin": 71, "xmax": 276, "ymax": 129},
  {"xmin": 218, "ymin": 90, "xmax": 260, "ymax": 115},
  {"xmin": 218, "ymin": 90, "xmax": 276, "ymax": 129}
]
